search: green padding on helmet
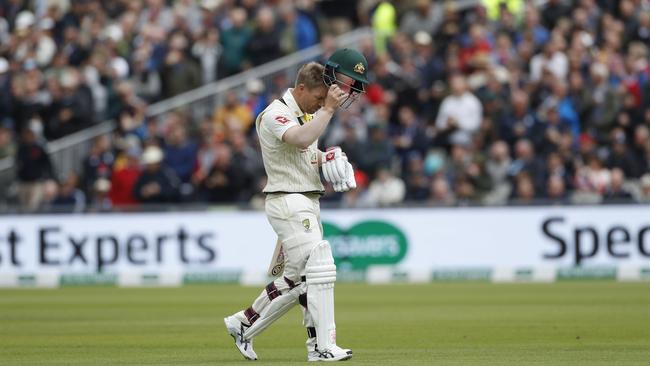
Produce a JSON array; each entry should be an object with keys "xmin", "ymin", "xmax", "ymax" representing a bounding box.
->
[
  {"xmin": 323, "ymin": 48, "xmax": 369, "ymax": 108},
  {"xmin": 324, "ymin": 48, "xmax": 369, "ymax": 84}
]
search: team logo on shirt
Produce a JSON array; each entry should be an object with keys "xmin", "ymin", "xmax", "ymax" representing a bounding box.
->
[
  {"xmin": 302, "ymin": 218, "xmax": 311, "ymax": 232},
  {"xmin": 275, "ymin": 116, "xmax": 290, "ymax": 124}
]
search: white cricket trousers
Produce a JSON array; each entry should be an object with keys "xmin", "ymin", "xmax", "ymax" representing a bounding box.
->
[
  {"xmin": 265, "ymin": 192, "xmax": 323, "ymax": 283},
  {"xmin": 235, "ymin": 193, "xmax": 322, "ymax": 334}
]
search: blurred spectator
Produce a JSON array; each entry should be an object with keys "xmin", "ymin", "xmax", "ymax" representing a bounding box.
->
[
  {"xmin": 363, "ymin": 167, "xmax": 405, "ymax": 207},
  {"xmin": 0, "ymin": 57, "xmax": 10, "ymax": 125},
  {"xmin": 338, "ymin": 123, "xmax": 364, "ymax": 171},
  {"xmin": 542, "ymin": 0, "xmax": 571, "ymax": 30},
  {"xmin": 483, "ymin": 0, "xmax": 524, "ymax": 22},
  {"xmin": 499, "ymin": 90, "xmax": 535, "ymax": 146},
  {"xmin": 247, "ymin": 7, "xmax": 282, "ymax": 66},
  {"xmin": 445, "ymin": 142, "xmax": 471, "ymax": 186},
  {"xmin": 508, "ymin": 139, "xmax": 545, "ymax": 192},
  {"xmin": 574, "ymin": 154, "xmax": 611, "ymax": 196},
  {"xmin": 230, "ymin": 130, "xmax": 263, "ymax": 199},
  {"xmin": 607, "ymin": 129, "xmax": 641, "ymax": 178},
  {"xmin": 459, "ymin": 24, "xmax": 492, "ymax": 73},
  {"xmin": 546, "ymin": 175, "xmax": 569, "ymax": 204},
  {"xmin": 163, "ymin": 121, "xmax": 197, "ymax": 184},
  {"xmin": 220, "ymin": 7, "xmax": 252, "ymax": 77},
  {"xmin": 0, "ymin": 124, "xmax": 15, "ymax": 159},
  {"xmin": 585, "ymin": 63, "xmax": 620, "ymax": 140},
  {"xmin": 278, "ymin": 0, "xmax": 319, "ymax": 54},
  {"xmin": 160, "ymin": 33, "xmax": 201, "ymax": 98},
  {"xmin": 568, "ymin": 71, "xmax": 591, "ymax": 127},
  {"xmin": 639, "ymin": 174, "xmax": 650, "ymax": 203},
  {"xmin": 133, "ymin": 146, "xmax": 181, "ymax": 203},
  {"xmin": 412, "ymin": 31, "xmax": 445, "ymax": 98},
  {"xmin": 15, "ymin": 128, "xmax": 54, "ymax": 211},
  {"xmin": 138, "ymin": 0, "xmax": 174, "ymax": 31},
  {"xmin": 604, "ymin": 168, "xmax": 633, "ymax": 203},
  {"xmin": 90, "ymin": 178, "xmax": 113, "ymax": 212},
  {"xmin": 633, "ymin": 10, "xmax": 650, "ymax": 44},
  {"xmin": 529, "ymin": 35, "xmax": 568, "ymax": 83},
  {"xmin": 51, "ymin": 173, "xmax": 86, "ymax": 213},
  {"xmin": 435, "ymin": 74, "xmax": 482, "ymax": 147},
  {"xmin": 192, "ymin": 28, "xmax": 222, "ymax": 84},
  {"xmin": 392, "ymin": 105, "xmax": 429, "ymax": 165},
  {"xmin": 466, "ymin": 156, "xmax": 493, "ymax": 198},
  {"xmin": 632, "ymin": 125, "xmax": 650, "ymax": 166},
  {"xmin": 198, "ymin": 144, "xmax": 246, "ymax": 203},
  {"xmin": 109, "ymin": 146, "xmax": 142, "ymax": 207},
  {"xmin": 403, "ymin": 154, "xmax": 430, "ymax": 202},
  {"xmin": 244, "ymin": 78, "xmax": 268, "ymax": 118},
  {"xmin": 547, "ymin": 78, "xmax": 580, "ymax": 140},
  {"xmin": 485, "ymin": 141, "xmax": 512, "ymax": 203},
  {"xmin": 510, "ymin": 174, "xmax": 536, "ymax": 205},
  {"xmin": 371, "ymin": 1, "xmax": 396, "ymax": 55},
  {"xmin": 399, "ymin": 0, "xmax": 443, "ymax": 37},
  {"xmin": 192, "ymin": 118, "xmax": 217, "ymax": 187},
  {"xmin": 213, "ymin": 90, "xmax": 254, "ymax": 135},
  {"xmin": 39, "ymin": 179, "xmax": 60, "ymax": 212},
  {"xmin": 532, "ymin": 103, "xmax": 572, "ymax": 156},
  {"xmin": 545, "ymin": 151, "xmax": 573, "ymax": 191},
  {"xmin": 428, "ymin": 176, "xmax": 455, "ymax": 206},
  {"xmin": 433, "ymin": 2, "xmax": 461, "ymax": 55},
  {"xmin": 107, "ymin": 81, "xmax": 146, "ymax": 129},
  {"xmin": 358, "ymin": 123, "xmax": 393, "ymax": 177},
  {"xmin": 454, "ymin": 173, "xmax": 478, "ymax": 205},
  {"xmin": 49, "ymin": 69, "xmax": 95, "ymax": 138},
  {"xmin": 35, "ymin": 17, "xmax": 57, "ymax": 67},
  {"xmin": 82, "ymin": 135, "xmax": 114, "ymax": 195}
]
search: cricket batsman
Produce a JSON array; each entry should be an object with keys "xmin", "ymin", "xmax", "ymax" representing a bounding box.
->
[{"xmin": 224, "ymin": 48, "xmax": 369, "ymax": 361}]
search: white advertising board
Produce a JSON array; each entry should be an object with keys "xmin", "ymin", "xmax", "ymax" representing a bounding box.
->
[{"xmin": 1, "ymin": 205, "xmax": 649, "ymax": 285}]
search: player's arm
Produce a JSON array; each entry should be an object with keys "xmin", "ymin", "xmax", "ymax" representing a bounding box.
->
[{"xmin": 282, "ymin": 85, "xmax": 346, "ymax": 149}]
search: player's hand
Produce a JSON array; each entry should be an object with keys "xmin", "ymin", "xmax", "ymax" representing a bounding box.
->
[
  {"xmin": 322, "ymin": 147, "xmax": 348, "ymax": 185},
  {"xmin": 332, "ymin": 161, "xmax": 356, "ymax": 192},
  {"xmin": 323, "ymin": 85, "xmax": 347, "ymax": 112},
  {"xmin": 322, "ymin": 147, "xmax": 356, "ymax": 193},
  {"xmin": 345, "ymin": 161, "xmax": 356, "ymax": 190}
]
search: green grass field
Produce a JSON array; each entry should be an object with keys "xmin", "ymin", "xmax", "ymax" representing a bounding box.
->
[{"xmin": 1, "ymin": 282, "xmax": 649, "ymax": 365}]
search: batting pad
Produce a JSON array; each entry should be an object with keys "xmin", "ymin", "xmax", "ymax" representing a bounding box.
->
[
  {"xmin": 244, "ymin": 283, "xmax": 303, "ymax": 340},
  {"xmin": 306, "ymin": 240, "xmax": 338, "ymax": 352}
]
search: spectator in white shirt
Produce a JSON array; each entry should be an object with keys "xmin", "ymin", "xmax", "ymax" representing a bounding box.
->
[
  {"xmin": 362, "ymin": 168, "xmax": 406, "ymax": 207},
  {"xmin": 435, "ymin": 74, "xmax": 482, "ymax": 145},
  {"xmin": 529, "ymin": 35, "xmax": 568, "ymax": 82}
]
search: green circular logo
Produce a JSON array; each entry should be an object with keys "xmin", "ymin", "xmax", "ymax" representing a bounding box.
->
[{"xmin": 323, "ymin": 220, "xmax": 408, "ymax": 270}]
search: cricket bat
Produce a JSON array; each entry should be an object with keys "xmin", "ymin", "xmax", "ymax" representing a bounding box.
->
[{"xmin": 266, "ymin": 238, "xmax": 285, "ymax": 277}]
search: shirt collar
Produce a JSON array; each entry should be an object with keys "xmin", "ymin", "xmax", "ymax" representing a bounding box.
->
[{"xmin": 282, "ymin": 88, "xmax": 305, "ymax": 119}]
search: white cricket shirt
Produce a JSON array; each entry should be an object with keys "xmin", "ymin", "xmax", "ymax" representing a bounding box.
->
[{"xmin": 256, "ymin": 89, "xmax": 324, "ymax": 194}]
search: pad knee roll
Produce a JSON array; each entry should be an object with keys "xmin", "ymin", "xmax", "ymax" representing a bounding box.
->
[{"xmin": 306, "ymin": 241, "xmax": 336, "ymax": 284}]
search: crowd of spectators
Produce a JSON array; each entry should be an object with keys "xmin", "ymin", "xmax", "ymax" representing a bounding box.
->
[
  {"xmin": 2, "ymin": 0, "xmax": 650, "ymax": 212},
  {"xmin": 0, "ymin": 0, "xmax": 338, "ymax": 139}
]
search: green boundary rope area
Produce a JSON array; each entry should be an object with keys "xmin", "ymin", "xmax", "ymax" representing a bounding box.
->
[{"xmin": 3, "ymin": 266, "xmax": 649, "ymax": 288}]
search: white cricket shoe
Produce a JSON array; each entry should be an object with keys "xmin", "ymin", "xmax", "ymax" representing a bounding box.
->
[
  {"xmin": 224, "ymin": 315, "xmax": 258, "ymax": 360},
  {"xmin": 308, "ymin": 345, "xmax": 353, "ymax": 362}
]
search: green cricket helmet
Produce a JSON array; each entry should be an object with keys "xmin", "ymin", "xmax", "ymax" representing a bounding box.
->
[{"xmin": 323, "ymin": 48, "xmax": 369, "ymax": 108}]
